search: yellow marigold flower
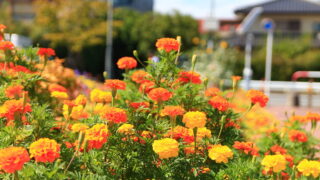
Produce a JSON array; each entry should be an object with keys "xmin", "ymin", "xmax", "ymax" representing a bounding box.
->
[
  {"xmin": 71, "ymin": 123, "xmax": 89, "ymax": 133},
  {"xmin": 194, "ymin": 127, "xmax": 212, "ymax": 139},
  {"xmin": 70, "ymin": 105, "xmax": 89, "ymax": 120},
  {"xmin": 117, "ymin": 123, "xmax": 134, "ymax": 135},
  {"xmin": 297, "ymin": 159, "xmax": 320, "ymax": 178},
  {"xmin": 63, "ymin": 104, "xmax": 70, "ymax": 119},
  {"xmin": 90, "ymin": 89, "xmax": 112, "ymax": 103},
  {"xmin": 74, "ymin": 94, "xmax": 87, "ymax": 106},
  {"xmin": 51, "ymin": 91, "xmax": 68, "ymax": 100},
  {"xmin": 152, "ymin": 138, "xmax": 179, "ymax": 159},
  {"xmin": 29, "ymin": 138, "xmax": 60, "ymax": 163},
  {"xmin": 261, "ymin": 154, "xmax": 287, "ymax": 173},
  {"xmin": 182, "ymin": 111, "xmax": 207, "ymax": 129},
  {"xmin": 208, "ymin": 144, "xmax": 233, "ymax": 163},
  {"xmin": 85, "ymin": 124, "xmax": 109, "ymax": 150},
  {"xmin": 93, "ymin": 103, "xmax": 107, "ymax": 115}
]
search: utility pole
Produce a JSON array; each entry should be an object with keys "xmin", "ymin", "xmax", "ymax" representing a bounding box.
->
[{"xmin": 105, "ymin": 0, "xmax": 113, "ymax": 79}]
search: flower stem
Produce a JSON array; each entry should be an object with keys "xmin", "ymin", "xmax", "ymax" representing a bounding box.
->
[{"xmin": 217, "ymin": 115, "xmax": 226, "ymax": 141}]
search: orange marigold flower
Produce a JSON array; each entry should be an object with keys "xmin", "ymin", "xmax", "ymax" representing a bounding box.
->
[
  {"xmin": 205, "ymin": 87, "xmax": 220, "ymax": 97},
  {"xmin": 141, "ymin": 130, "xmax": 154, "ymax": 138},
  {"xmin": 117, "ymin": 57, "xmax": 137, "ymax": 70},
  {"xmin": 270, "ymin": 145, "xmax": 287, "ymax": 155},
  {"xmin": 166, "ymin": 125, "xmax": 192, "ymax": 141},
  {"xmin": 209, "ymin": 96, "xmax": 230, "ymax": 112},
  {"xmin": 5, "ymin": 85, "xmax": 25, "ymax": 99},
  {"xmin": 51, "ymin": 91, "xmax": 69, "ymax": 100},
  {"xmin": 0, "ymin": 24, "xmax": 7, "ymax": 31},
  {"xmin": 0, "ymin": 99, "xmax": 32, "ymax": 125},
  {"xmin": 0, "ymin": 41, "xmax": 14, "ymax": 51},
  {"xmin": 306, "ymin": 112, "xmax": 320, "ymax": 122},
  {"xmin": 177, "ymin": 71, "xmax": 202, "ymax": 84},
  {"xmin": 130, "ymin": 101, "xmax": 150, "ymax": 110},
  {"xmin": 247, "ymin": 89, "xmax": 269, "ymax": 107},
  {"xmin": 233, "ymin": 141, "xmax": 259, "ymax": 156},
  {"xmin": 48, "ymin": 84, "xmax": 67, "ymax": 93},
  {"xmin": 102, "ymin": 106, "xmax": 127, "ymax": 124},
  {"xmin": 297, "ymin": 159, "xmax": 320, "ymax": 178},
  {"xmin": 139, "ymin": 81, "xmax": 155, "ymax": 94},
  {"xmin": 288, "ymin": 130, "xmax": 308, "ymax": 142},
  {"xmin": 74, "ymin": 94, "xmax": 87, "ymax": 106},
  {"xmin": 29, "ymin": 138, "xmax": 60, "ymax": 163},
  {"xmin": 155, "ymin": 38, "xmax": 180, "ymax": 52},
  {"xmin": 152, "ymin": 138, "xmax": 179, "ymax": 159},
  {"xmin": 131, "ymin": 70, "xmax": 150, "ymax": 84},
  {"xmin": 261, "ymin": 154, "xmax": 287, "ymax": 173},
  {"xmin": 90, "ymin": 89, "xmax": 112, "ymax": 103},
  {"xmin": 85, "ymin": 124, "xmax": 109, "ymax": 150},
  {"xmin": 208, "ymin": 144, "xmax": 233, "ymax": 163},
  {"xmin": 71, "ymin": 123, "xmax": 89, "ymax": 133},
  {"xmin": 232, "ymin": 76, "xmax": 241, "ymax": 81},
  {"xmin": 0, "ymin": 146, "xmax": 30, "ymax": 173},
  {"xmin": 290, "ymin": 115, "xmax": 308, "ymax": 123},
  {"xmin": 182, "ymin": 111, "xmax": 207, "ymax": 129},
  {"xmin": 70, "ymin": 105, "xmax": 89, "ymax": 120},
  {"xmin": 148, "ymin": 88, "xmax": 172, "ymax": 102},
  {"xmin": 161, "ymin": 105, "xmax": 185, "ymax": 118},
  {"xmin": 37, "ymin": 48, "xmax": 55, "ymax": 57},
  {"xmin": 117, "ymin": 123, "xmax": 134, "ymax": 135},
  {"xmin": 194, "ymin": 127, "xmax": 212, "ymax": 139},
  {"xmin": 105, "ymin": 79, "xmax": 126, "ymax": 90}
]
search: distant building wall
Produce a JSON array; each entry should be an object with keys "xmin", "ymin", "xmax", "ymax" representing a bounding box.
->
[{"xmin": 114, "ymin": 0, "xmax": 153, "ymax": 12}]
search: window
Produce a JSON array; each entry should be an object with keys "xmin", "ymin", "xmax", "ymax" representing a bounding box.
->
[{"xmin": 287, "ymin": 20, "xmax": 301, "ymax": 32}]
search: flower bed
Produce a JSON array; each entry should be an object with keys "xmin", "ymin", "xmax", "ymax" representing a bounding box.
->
[{"xmin": 0, "ymin": 25, "xmax": 319, "ymax": 179}]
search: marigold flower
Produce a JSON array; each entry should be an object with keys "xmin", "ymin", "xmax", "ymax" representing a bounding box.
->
[
  {"xmin": 71, "ymin": 123, "xmax": 89, "ymax": 133},
  {"xmin": 117, "ymin": 123, "xmax": 134, "ymax": 135},
  {"xmin": 233, "ymin": 141, "xmax": 259, "ymax": 156},
  {"xmin": 161, "ymin": 105, "xmax": 185, "ymax": 118},
  {"xmin": 51, "ymin": 91, "xmax": 69, "ymax": 100},
  {"xmin": 148, "ymin": 88, "xmax": 172, "ymax": 102},
  {"xmin": 232, "ymin": 76, "xmax": 241, "ymax": 81},
  {"xmin": 37, "ymin": 48, "xmax": 55, "ymax": 57},
  {"xmin": 48, "ymin": 84, "xmax": 67, "ymax": 93},
  {"xmin": 290, "ymin": 115, "xmax": 308, "ymax": 123},
  {"xmin": 0, "ymin": 99, "xmax": 32, "ymax": 125},
  {"xmin": 152, "ymin": 138, "xmax": 179, "ymax": 159},
  {"xmin": 139, "ymin": 81, "xmax": 155, "ymax": 94},
  {"xmin": 261, "ymin": 154, "xmax": 287, "ymax": 173},
  {"xmin": 166, "ymin": 126, "xmax": 192, "ymax": 141},
  {"xmin": 29, "ymin": 138, "xmax": 60, "ymax": 163},
  {"xmin": 131, "ymin": 70, "xmax": 150, "ymax": 84},
  {"xmin": 0, "ymin": 147, "xmax": 30, "ymax": 173},
  {"xmin": 117, "ymin": 57, "xmax": 137, "ymax": 70},
  {"xmin": 85, "ymin": 124, "xmax": 109, "ymax": 150},
  {"xmin": 0, "ymin": 41, "xmax": 14, "ymax": 51},
  {"xmin": 156, "ymin": 38, "xmax": 180, "ymax": 52},
  {"xmin": 194, "ymin": 127, "xmax": 212, "ymax": 139},
  {"xmin": 306, "ymin": 112, "xmax": 320, "ymax": 122},
  {"xmin": 102, "ymin": 106, "xmax": 127, "ymax": 124},
  {"xmin": 182, "ymin": 111, "xmax": 207, "ymax": 129},
  {"xmin": 0, "ymin": 24, "xmax": 7, "ymax": 31},
  {"xmin": 70, "ymin": 105, "xmax": 88, "ymax": 120},
  {"xmin": 90, "ymin": 89, "xmax": 112, "ymax": 103},
  {"xmin": 208, "ymin": 144, "xmax": 233, "ymax": 163},
  {"xmin": 208, "ymin": 96, "xmax": 230, "ymax": 112},
  {"xmin": 205, "ymin": 87, "xmax": 220, "ymax": 97},
  {"xmin": 246, "ymin": 90, "xmax": 269, "ymax": 107},
  {"xmin": 297, "ymin": 159, "xmax": 320, "ymax": 178},
  {"xmin": 177, "ymin": 71, "xmax": 202, "ymax": 84},
  {"xmin": 74, "ymin": 94, "xmax": 87, "ymax": 106},
  {"xmin": 288, "ymin": 130, "xmax": 308, "ymax": 142},
  {"xmin": 270, "ymin": 145, "xmax": 287, "ymax": 155},
  {"xmin": 130, "ymin": 101, "xmax": 150, "ymax": 110},
  {"xmin": 141, "ymin": 130, "xmax": 153, "ymax": 138},
  {"xmin": 5, "ymin": 85, "xmax": 25, "ymax": 99},
  {"xmin": 105, "ymin": 79, "xmax": 126, "ymax": 90}
]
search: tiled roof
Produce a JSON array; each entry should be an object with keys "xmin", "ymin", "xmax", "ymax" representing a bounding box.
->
[{"xmin": 235, "ymin": 0, "xmax": 320, "ymax": 14}]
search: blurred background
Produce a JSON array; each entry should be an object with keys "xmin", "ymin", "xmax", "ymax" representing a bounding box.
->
[{"xmin": 1, "ymin": 0, "xmax": 320, "ymax": 111}]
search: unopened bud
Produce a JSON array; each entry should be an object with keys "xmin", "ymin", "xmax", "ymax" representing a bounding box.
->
[{"xmin": 103, "ymin": 71, "xmax": 108, "ymax": 80}]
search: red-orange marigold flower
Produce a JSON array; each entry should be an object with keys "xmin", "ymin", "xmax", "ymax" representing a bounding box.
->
[
  {"xmin": 131, "ymin": 70, "xmax": 150, "ymax": 84},
  {"xmin": 104, "ymin": 79, "xmax": 126, "ymax": 90},
  {"xmin": 29, "ymin": 138, "xmax": 60, "ymax": 163},
  {"xmin": 148, "ymin": 88, "xmax": 172, "ymax": 102},
  {"xmin": 247, "ymin": 89, "xmax": 269, "ymax": 107},
  {"xmin": 177, "ymin": 71, "xmax": 202, "ymax": 84},
  {"xmin": 205, "ymin": 87, "xmax": 220, "ymax": 97},
  {"xmin": 270, "ymin": 145, "xmax": 287, "ymax": 155},
  {"xmin": 0, "ymin": 99, "xmax": 32, "ymax": 125},
  {"xmin": 117, "ymin": 57, "xmax": 137, "ymax": 70},
  {"xmin": 0, "ymin": 41, "xmax": 14, "ymax": 51},
  {"xmin": 5, "ymin": 85, "xmax": 25, "ymax": 99},
  {"xmin": 156, "ymin": 38, "xmax": 180, "ymax": 52},
  {"xmin": 102, "ymin": 106, "xmax": 127, "ymax": 124},
  {"xmin": 233, "ymin": 141, "xmax": 259, "ymax": 156},
  {"xmin": 161, "ymin": 105, "xmax": 185, "ymax": 118},
  {"xmin": 37, "ymin": 48, "xmax": 55, "ymax": 57},
  {"xmin": 0, "ymin": 146, "xmax": 30, "ymax": 173},
  {"xmin": 48, "ymin": 84, "xmax": 67, "ymax": 93},
  {"xmin": 130, "ymin": 101, "xmax": 150, "ymax": 109},
  {"xmin": 306, "ymin": 112, "xmax": 320, "ymax": 122},
  {"xmin": 85, "ymin": 124, "xmax": 109, "ymax": 150},
  {"xmin": 288, "ymin": 130, "xmax": 308, "ymax": 142},
  {"xmin": 209, "ymin": 96, "xmax": 230, "ymax": 112},
  {"xmin": 139, "ymin": 81, "xmax": 155, "ymax": 94}
]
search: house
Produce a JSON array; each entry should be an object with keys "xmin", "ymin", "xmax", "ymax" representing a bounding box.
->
[{"xmin": 234, "ymin": 0, "xmax": 320, "ymax": 41}]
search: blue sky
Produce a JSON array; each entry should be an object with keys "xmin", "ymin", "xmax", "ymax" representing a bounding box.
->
[{"xmin": 154, "ymin": 0, "xmax": 264, "ymax": 19}]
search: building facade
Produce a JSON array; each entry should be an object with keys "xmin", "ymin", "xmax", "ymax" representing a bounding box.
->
[{"xmin": 114, "ymin": 0, "xmax": 154, "ymax": 12}]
